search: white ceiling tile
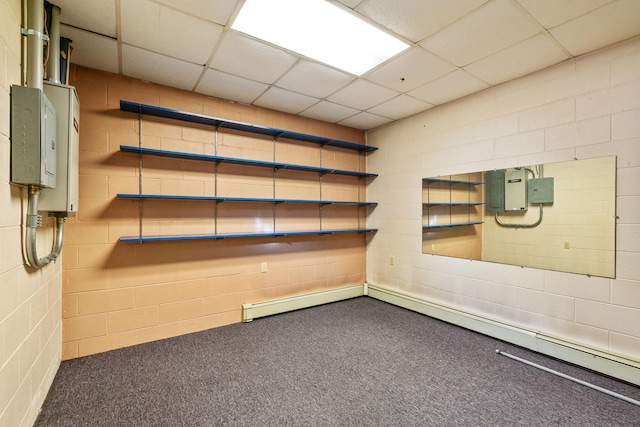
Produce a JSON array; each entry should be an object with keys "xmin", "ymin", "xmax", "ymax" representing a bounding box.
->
[
  {"xmin": 196, "ymin": 69, "xmax": 269, "ymax": 104},
  {"xmin": 357, "ymin": 0, "xmax": 489, "ymax": 43},
  {"xmin": 336, "ymin": 0, "xmax": 364, "ymax": 9},
  {"xmin": 210, "ymin": 31, "xmax": 298, "ymax": 84},
  {"xmin": 516, "ymin": 0, "xmax": 613, "ymax": 29},
  {"xmin": 254, "ymin": 87, "xmax": 319, "ymax": 115},
  {"xmin": 327, "ymin": 79, "xmax": 397, "ymax": 110},
  {"xmin": 409, "ymin": 70, "xmax": 490, "ymax": 105},
  {"xmin": 365, "ymin": 47, "xmax": 456, "ymax": 92},
  {"xmin": 549, "ymin": 0, "xmax": 640, "ymax": 56},
  {"xmin": 276, "ymin": 61, "xmax": 355, "ymax": 98},
  {"xmin": 121, "ymin": 0, "xmax": 223, "ymax": 64},
  {"xmin": 60, "ymin": 25, "xmax": 119, "ymax": 74},
  {"xmin": 367, "ymin": 95, "xmax": 433, "ymax": 120},
  {"xmin": 50, "ymin": 0, "xmax": 640, "ymax": 130},
  {"xmin": 56, "ymin": 0, "xmax": 116, "ymax": 37},
  {"xmin": 420, "ymin": 0, "xmax": 540, "ymax": 66},
  {"xmin": 122, "ymin": 45, "xmax": 204, "ymax": 91},
  {"xmin": 338, "ymin": 111, "xmax": 393, "ymax": 130},
  {"xmin": 300, "ymin": 101, "xmax": 359, "ymax": 123},
  {"xmin": 152, "ymin": 0, "xmax": 238, "ymax": 25},
  {"xmin": 464, "ymin": 34, "xmax": 569, "ymax": 86}
]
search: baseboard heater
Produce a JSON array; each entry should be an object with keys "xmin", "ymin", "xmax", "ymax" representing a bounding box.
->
[
  {"xmin": 242, "ymin": 283, "xmax": 640, "ymax": 386},
  {"xmin": 242, "ymin": 284, "xmax": 365, "ymax": 322}
]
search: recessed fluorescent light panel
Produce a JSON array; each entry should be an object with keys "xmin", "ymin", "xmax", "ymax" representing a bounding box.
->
[{"xmin": 231, "ymin": 0, "xmax": 409, "ymax": 76}]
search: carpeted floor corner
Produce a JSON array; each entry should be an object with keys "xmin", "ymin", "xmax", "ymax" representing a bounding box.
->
[{"xmin": 35, "ymin": 297, "xmax": 640, "ymax": 426}]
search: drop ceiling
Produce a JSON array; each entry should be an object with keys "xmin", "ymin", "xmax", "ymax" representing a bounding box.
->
[{"xmin": 53, "ymin": 0, "xmax": 640, "ymax": 130}]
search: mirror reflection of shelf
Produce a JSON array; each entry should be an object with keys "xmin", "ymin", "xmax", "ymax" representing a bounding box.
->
[{"xmin": 422, "ymin": 177, "xmax": 484, "ymax": 229}]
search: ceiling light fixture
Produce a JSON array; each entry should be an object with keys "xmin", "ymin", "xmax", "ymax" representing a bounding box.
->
[{"xmin": 231, "ymin": 0, "xmax": 409, "ymax": 76}]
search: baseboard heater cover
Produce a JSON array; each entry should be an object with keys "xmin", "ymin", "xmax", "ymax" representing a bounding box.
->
[
  {"xmin": 241, "ymin": 283, "xmax": 640, "ymax": 386},
  {"xmin": 242, "ymin": 284, "xmax": 365, "ymax": 322},
  {"xmin": 366, "ymin": 284, "xmax": 640, "ymax": 387}
]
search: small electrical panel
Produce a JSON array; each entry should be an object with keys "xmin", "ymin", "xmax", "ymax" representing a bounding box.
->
[
  {"xmin": 11, "ymin": 85, "xmax": 57, "ymax": 188},
  {"xmin": 505, "ymin": 169, "xmax": 528, "ymax": 211},
  {"xmin": 39, "ymin": 82, "xmax": 80, "ymax": 215},
  {"xmin": 528, "ymin": 177, "xmax": 554, "ymax": 204}
]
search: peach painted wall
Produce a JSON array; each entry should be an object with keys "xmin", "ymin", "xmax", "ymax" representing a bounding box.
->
[
  {"xmin": 367, "ymin": 37, "xmax": 640, "ymax": 364},
  {"xmin": 61, "ymin": 66, "xmax": 370, "ymax": 360}
]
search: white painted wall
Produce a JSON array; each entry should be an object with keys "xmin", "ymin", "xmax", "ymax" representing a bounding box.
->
[
  {"xmin": 0, "ymin": 0, "xmax": 63, "ymax": 425},
  {"xmin": 366, "ymin": 36, "xmax": 640, "ymax": 364}
]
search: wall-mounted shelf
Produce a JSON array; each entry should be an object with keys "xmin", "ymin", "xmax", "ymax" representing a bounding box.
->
[
  {"xmin": 117, "ymin": 193, "xmax": 377, "ymax": 206},
  {"xmin": 119, "ymin": 145, "xmax": 377, "ymax": 178},
  {"xmin": 120, "ymin": 101, "xmax": 378, "ymax": 153},
  {"xmin": 120, "ymin": 229, "xmax": 378, "ymax": 244},
  {"xmin": 118, "ymin": 100, "xmax": 378, "ymax": 243}
]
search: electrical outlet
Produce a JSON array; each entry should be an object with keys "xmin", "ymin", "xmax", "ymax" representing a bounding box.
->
[
  {"xmin": 390, "ymin": 255, "xmax": 395, "ymax": 265},
  {"xmin": 563, "ymin": 242, "xmax": 570, "ymax": 249},
  {"xmin": 261, "ymin": 262, "xmax": 268, "ymax": 273}
]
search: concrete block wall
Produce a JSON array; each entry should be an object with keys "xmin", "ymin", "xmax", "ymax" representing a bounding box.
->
[
  {"xmin": 61, "ymin": 66, "xmax": 369, "ymax": 360},
  {"xmin": 0, "ymin": 0, "xmax": 63, "ymax": 425},
  {"xmin": 367, "ymin": 36, "xmax": 640, "ymax": 364}
]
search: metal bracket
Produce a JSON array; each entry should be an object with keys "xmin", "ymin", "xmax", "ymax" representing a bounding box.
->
[
  {"xmin": 21, "ymin": 28, "xmax": 50, "ymax": 42},
  {"xmin": 26, "ymin": 213, "xmax": 43, "ymax": 228}
]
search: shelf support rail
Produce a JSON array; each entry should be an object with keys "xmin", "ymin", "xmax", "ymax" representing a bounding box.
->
[
  {"xmin": 137, "ymin": 110, "xmax": 144, "ymax": 243},
  {"xmin": 273, "ymin": 136, "xmax": 277, "ymax": 234}
]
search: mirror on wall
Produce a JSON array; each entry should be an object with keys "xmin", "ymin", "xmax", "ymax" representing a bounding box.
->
[{"xmin": 422, "ymin": 156, "xmax": 616, "ymax": 278}]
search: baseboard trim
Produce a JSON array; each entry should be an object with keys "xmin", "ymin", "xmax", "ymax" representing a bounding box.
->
[
  {"xmin": 367, "ymin": 284, "xmax": 640, "ymax": 387},
  {"xmin": 242, "ymin": 284, "xmax": 365, "ymax": 322},
  {"xmin": 241, "ymin": 283, "xmax": 640, "ymax": 386}
]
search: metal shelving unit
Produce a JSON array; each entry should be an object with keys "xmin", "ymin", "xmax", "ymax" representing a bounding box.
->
[{"xmin": 118, "ymin": 101, "xmax": 378, "ymax": 243}]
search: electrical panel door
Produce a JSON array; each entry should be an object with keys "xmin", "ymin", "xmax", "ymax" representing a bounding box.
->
[
  {"xmin": 40, "ymin": 82, "xmax": 80, "ymax": 215},
  {"xmin": 485, "ymin": 170, "xmax": 505, "ymax": 213},
  {"xmin": 11, "ymin": 85, "xmax": 57, "ymax": 188},
  {"xmin": 505, "ymin": 169, "xmax": 528, "ymax": 211}
]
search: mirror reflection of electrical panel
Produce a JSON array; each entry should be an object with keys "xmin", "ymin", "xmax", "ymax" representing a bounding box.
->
[
  {"xmin": 529, "ymin": 177, "xmax": 554, "ymax": 204},
  {"xmin": 485, "ymin": 170, "xmax": 505, "ymax": 213},
  {"xmin": 10, "ymin": 85, "xmax": 57, "ymax": 189},
  {"xmin": 505, "ymin": 169, "xmax": 528, "ymax": 211},
  {"xmin": 39, "ymin": 82, "xmax": 80, "ymax": 216}
]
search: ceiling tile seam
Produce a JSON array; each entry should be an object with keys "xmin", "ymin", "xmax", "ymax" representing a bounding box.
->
[
  {"xmin": 510, "ymin": 0, "xmax": 574, "ymax": 59},
  {"xmin": 120, "ymin": 42, "xmax": 207, "ymax": 68},
  {"xmin": 115, "ymin": 0, "xmax": 122, "ymax": 75},
  {"xmin": 192, "ymin": 28, "xmax": 232, "ymax": 93},
  {"xmin": 412, "ymin": 0, "xmax": 493, "ymax": 47},
  {"xmin": 59, "ymin": 23, "xmax": 117, "ymax": 41},
  {"xmin": 147, "ymin": 0, "xmax": 232, "ymax": 29},
  {"xmin": 191, "ymin": 1, "xmax": 252, "ymax": 93},
  {"xmin": 262, "ymin": 65, "xmax": 334, "ymax": 115}
]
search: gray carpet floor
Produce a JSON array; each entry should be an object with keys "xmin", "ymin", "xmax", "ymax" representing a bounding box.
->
[{"xmin": 36, "ymin": 297, "xmax": 640, "ymax": 426}]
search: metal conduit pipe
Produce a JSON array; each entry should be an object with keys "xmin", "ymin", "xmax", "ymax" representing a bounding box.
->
[
  {"xmin": 26, "ymin": 187, "xmax": 65, "ymax": 267},
  {"xmin": 495, "ymin": 204, "xmax": 543, "ymax": 229},
  {"xmin": 496, "ymin": 349, "xmax": 640, "ymax": 408},
  {"xmin": 23, "ymin": 0, "xmax": 65, "ymax": 268},
  {"xmin": 26, "ymin": 0, "xmax": 44, "ymax": 90},
  {"xmin": 48, "ymin": 3, "xmax": 61, "ymax": 83}
]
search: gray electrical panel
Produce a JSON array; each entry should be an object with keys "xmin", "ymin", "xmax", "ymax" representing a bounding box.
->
[
  {"xmin": 485, "ymin": 170, "xmax": 505, "ymax": 213},
  {"xmin": 11, "ymin": 85, "xmax": 57, "ymax": 188},
  {"xmin": 505, "ymin": 169, "xmax": 528, "ymax": 211},
  {"xmin": 39, "ymin": 82, "xmax": 80, "ymax": 215},
  {"xmin": 528, "ymin": 177, "xmax": 554, "ymax": 204}
]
